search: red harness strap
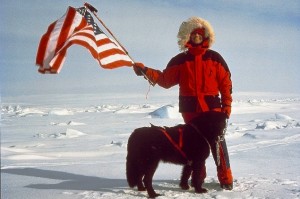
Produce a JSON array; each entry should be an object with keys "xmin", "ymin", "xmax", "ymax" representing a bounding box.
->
[
  {"xmin": 178, "ymin": 127, "xmax": 183, "ymax": 148},
  {"xmin": 160, "ymin": 127, "xmax": 187, "ymax": 160}
]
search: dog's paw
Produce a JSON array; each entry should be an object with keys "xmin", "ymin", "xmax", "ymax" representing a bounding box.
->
[
  {"xmin": 179, "ymin": 182, "xmax": 190, "ymax": 190},
  {"xmin": 195, "ymin": 187, "xmax": 208, "ymax": 193},
  {"xmin": 148, "ymin": 192, "xmax": 161, "ymax": 198}
]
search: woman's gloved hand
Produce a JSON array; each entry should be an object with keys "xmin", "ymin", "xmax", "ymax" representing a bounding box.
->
[
  {"xmin": 222, "ymin": 105, "xmax": 231, "ymax": 118},
  {"xmin": 133, "ymin": 62, "xmax": 147, "ymax": 76}
]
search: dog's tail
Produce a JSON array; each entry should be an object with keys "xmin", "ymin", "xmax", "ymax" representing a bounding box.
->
[
  {"xmin": 126, "ymin": 154, "xmax": 139, "ymax": 188},
  {"xmin": 126, "ymin": 131, "xmax": 140, "ymax": 188}
]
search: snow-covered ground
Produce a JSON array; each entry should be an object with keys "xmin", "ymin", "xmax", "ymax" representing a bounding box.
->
[{"xmin": 1, "ymin": 92, "xmax": 300, "ymax": 199}]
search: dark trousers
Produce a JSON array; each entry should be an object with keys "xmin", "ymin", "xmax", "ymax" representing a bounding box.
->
[{"xmin": 182, "ymin": 112, "xmax": 233, "ymax": 185}]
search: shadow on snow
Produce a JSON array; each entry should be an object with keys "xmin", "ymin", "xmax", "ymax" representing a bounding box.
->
[{"xmin": 2, "ymin": 167, "xmax": 221, "ymax": 194}]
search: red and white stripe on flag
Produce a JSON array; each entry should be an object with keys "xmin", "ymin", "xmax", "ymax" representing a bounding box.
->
[{"xmin": 36, "ymin": 6, "xmax": 133, "ymax": 74}]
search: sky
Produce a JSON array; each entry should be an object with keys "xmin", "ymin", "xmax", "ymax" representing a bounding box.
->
[{"xmin": 1, "ymin": 0, "xmax": 300, "ymax": 97}]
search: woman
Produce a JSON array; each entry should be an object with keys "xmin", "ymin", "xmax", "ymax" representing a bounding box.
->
[{"xmin": 134, "ymin": 17, "xmax": 233, "ymax": 190}]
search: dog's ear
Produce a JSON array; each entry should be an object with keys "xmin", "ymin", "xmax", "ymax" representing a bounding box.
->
[{"xmin": 150, "ymin": 123, "xmax": 161, "ymax": 129}]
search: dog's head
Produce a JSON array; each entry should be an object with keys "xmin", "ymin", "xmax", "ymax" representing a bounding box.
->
[{"xmin": 189, "ymin": 111, "xmax": 227, "ymax": 139}]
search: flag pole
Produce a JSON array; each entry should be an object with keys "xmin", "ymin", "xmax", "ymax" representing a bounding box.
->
[{"xmin": 84, "ymin": 2, "xmax": 155, "ymax": 86}]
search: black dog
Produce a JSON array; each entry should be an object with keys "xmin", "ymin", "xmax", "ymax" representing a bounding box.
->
[{"xmin": 126, "ymin": 111, "xmax": 227, "ymax": 198}]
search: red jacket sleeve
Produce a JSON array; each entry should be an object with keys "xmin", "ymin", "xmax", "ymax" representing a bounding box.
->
[
  {"xmin": 145, "ymin": 65, "xmax": 180, "ymax": 89},
  {"xmin": 218, "ymin": 62, "xmax": 232, "ymax": 107}
]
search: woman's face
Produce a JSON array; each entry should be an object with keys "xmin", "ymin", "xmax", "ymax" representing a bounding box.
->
[
  {"xmin": 190, "ymin": 28, "xmax": 205, "ymax": 45},
  {"xmin": 190, "ymin": 33, "xmax": 203, "ymax": 44}
]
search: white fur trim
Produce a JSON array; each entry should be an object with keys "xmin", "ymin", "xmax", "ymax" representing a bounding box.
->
[{"xmin": 177, "ymin": 17, "xmax": 215, "ymax": 51}]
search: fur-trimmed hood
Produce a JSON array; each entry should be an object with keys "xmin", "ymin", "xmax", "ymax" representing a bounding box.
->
[{"xmin": 177, "ymin": 17, "xmax": 215, "ymax": 51}]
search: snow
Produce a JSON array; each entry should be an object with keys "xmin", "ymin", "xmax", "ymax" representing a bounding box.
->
[
  {"xmin": 149, "ymin": 105, "xmax": 181, "ymax": 119},
  {"xmin": 1, "ymin": 92, "xmax": 300, "ymax": 199}
]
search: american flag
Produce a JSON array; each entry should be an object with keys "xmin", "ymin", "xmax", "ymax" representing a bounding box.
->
[{"xmin": 36, "ymin": 6, "xmax": 133, "ymax": 74}]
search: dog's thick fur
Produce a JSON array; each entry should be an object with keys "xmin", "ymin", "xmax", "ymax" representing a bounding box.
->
[{"xmin": 126, "ymin": 111, "xmax": 227, "ymax": 198}]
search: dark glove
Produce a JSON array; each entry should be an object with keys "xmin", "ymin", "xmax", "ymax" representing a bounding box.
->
[
  {"xmin": 222, "ymin": 105, "xmax": 231, "ymax": 118},
  {"xmin": 133, "ymin": 62, "xmax": 147, "ymax": 76}
]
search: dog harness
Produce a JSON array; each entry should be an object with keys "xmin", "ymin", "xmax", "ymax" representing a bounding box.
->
[{"xmin": 159, "ymin": 127, "xmax": 188, "ymax": 160}]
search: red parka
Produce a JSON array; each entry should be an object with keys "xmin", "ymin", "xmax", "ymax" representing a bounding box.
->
[{"xmin": 144, "ymin": 46, "xmax": 232, "ymax": 113}]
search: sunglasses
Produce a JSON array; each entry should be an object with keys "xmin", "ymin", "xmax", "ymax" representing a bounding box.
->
[{"xmin": 191, "ymin": 28, "xmax": 205, "ymax": 36}]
